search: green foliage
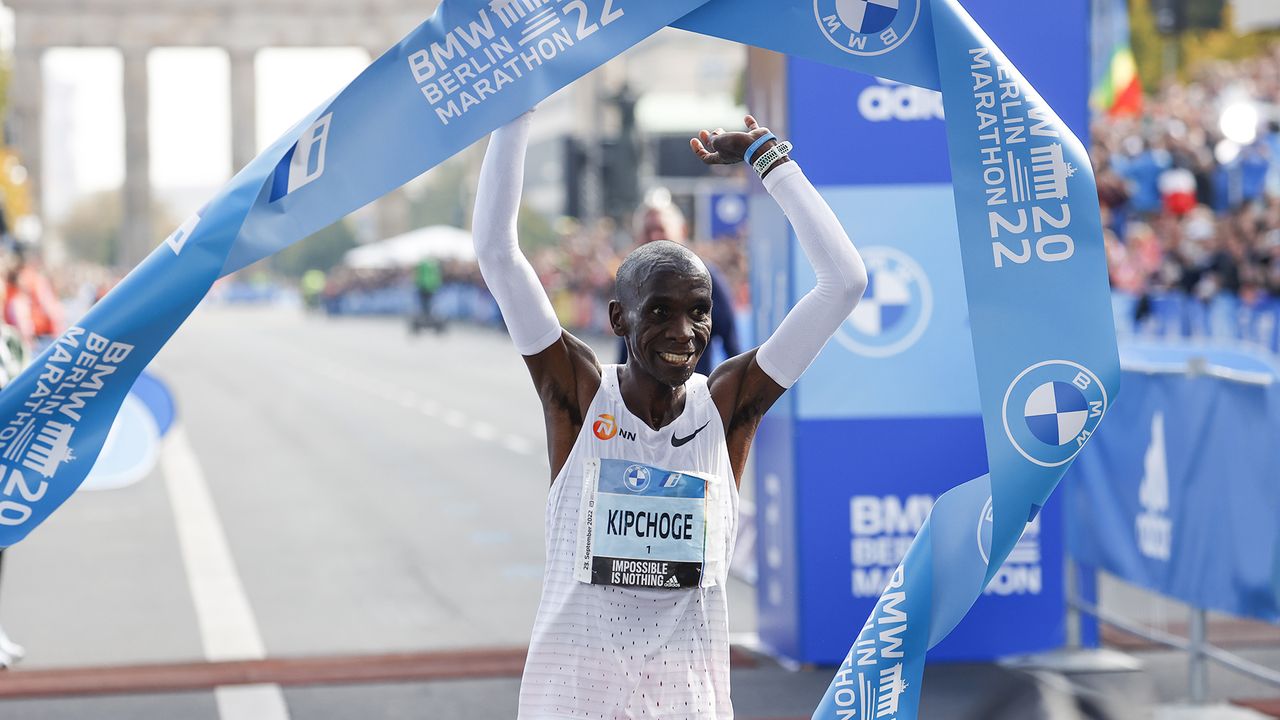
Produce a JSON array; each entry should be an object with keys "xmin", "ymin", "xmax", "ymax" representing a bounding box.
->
[
  {"xmin": 1129, "ymin": 0, "xmax": 1280, "ymax": 90},
  {"xmin": 408, "ymin": 160, "xmax": 469, "ymax": 229},
  {"xmin": 270, "ymin": 218, "xmax": 359, "ymax": 278},
  {"xmin": 1178, "ymin": 8, "xmax": 1280, "ymax": 73},
  {"xmin": 59, "ymin": 190, "xmax": 177, "ymax": 266},
  {"xmin": 518, "ymin": 204, "xmax": 556, "ymax": 251},
  {"xmin": 59, "ymin": 191, "xmax": 120, "ymax": 266},
  {"xmin": 407, "ymin": 151, "xmax": 557, "ymax": 251},
  {"xmin": 1129, "ymin": 0, "xmax": 1168, "ymax": 92}
]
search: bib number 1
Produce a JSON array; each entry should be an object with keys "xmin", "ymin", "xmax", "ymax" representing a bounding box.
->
[{"xmin": 575, "ymin": 458, "xmax": 708, "ymax": 589}]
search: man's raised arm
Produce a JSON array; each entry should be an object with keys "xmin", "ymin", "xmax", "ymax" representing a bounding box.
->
[
  {"xmin": 700, "ymin": 118, "xmax": 867, "ymax": 471},
  {"xmin": 753, "ymin": 160, "xmax": 868, "ymax": 389},
  {"xmin": 472, "ymin": 112, "xmax": 602, "ymax": 479},
  {"xmin": 471, "ymin": 112, "xmax": 563, "ymax": 358}
]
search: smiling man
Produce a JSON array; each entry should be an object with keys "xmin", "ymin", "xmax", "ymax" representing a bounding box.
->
[{"xmin": 471, "ymin": 111, "xmax": 867, "ymax": 719}]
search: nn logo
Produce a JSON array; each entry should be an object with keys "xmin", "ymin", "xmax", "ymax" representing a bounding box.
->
[{"xmin": 592, "ymin": 414, "xmax": 635, "ymax": 442}]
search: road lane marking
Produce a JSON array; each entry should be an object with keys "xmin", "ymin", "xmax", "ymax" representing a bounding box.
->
[
  {"xmin": 162, "ymin": 426, "xmax": 264, "ymax": 661},
  {"xmin": 501, "ymin": 436, "xmax": 534, "ymax": 456},
  {"xmin": 216, "ymin": 684, "xmax": 290, "ymax": 720},
  {"xmin": 471, "ymin": 422, "xmax": 497, "ymax": 442},
  {"xmin": 162, "ymin": 425, "xmax": 291, "ymax": 720},
  {"xmin": 270, "ymin": 347, "xmax": 537, "ymax": 456}
]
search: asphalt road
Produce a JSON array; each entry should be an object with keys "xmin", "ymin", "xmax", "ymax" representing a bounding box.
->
[
  {"xmin": 0, "ymin": 305, "xmax": 760, "ymax": 718},
  {"xmin": 0, "ymin": 305, "xmax": 1276, "ymax": 720}
]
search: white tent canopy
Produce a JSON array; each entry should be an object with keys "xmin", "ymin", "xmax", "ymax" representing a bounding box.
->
[
  {"xmin": 343, "ymin": 225, "xmax": 474, "ymax": 269},
  {"xmin": 1235, "ymin": 0, "xmax": 1280, "ymax": 32}
]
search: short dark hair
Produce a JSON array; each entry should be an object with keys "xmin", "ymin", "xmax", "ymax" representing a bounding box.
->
[{"xmin": 615, "ymin": 241, "xmax": 707, "ymax": 309}]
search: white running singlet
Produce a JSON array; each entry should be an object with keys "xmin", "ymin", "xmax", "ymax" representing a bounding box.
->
[{"xmin": 519, "ymin": 365, "xmax": 739, "ymax": 719}]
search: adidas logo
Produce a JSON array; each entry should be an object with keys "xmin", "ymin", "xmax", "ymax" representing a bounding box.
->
[{"xmin": 664, "ymin": 576, "xmax": 680, "ymax": 588}]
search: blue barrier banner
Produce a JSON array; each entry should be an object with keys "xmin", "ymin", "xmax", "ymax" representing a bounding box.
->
[
  {"xmin": 0, "ymin": 1, "xmax": 1118, "ymax": 717},
  {"xmin": 1067, "ymin": 364, "xmax": 1280, "ymax": 622}
]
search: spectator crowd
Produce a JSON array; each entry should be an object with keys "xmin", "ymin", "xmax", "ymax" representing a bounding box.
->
[
  {"xmin": 1095, "ymin": 44, "xmax": 1280, "ymax": 342},
  {"xmin": 0, "ymin": 245, "xmax": 82, "ymax": 383},
  {"xmin": 320, "ymin": 201, "xmax": 750, "ymax": 337},
  {"xmin": 320, "ymin": 45, "xmax": 1280, "ymax": 348}
]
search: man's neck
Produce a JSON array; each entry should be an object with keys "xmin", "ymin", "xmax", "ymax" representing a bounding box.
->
[{"xmin": 618, "ymin": 363, "xmax": 686, "ymax": 431}]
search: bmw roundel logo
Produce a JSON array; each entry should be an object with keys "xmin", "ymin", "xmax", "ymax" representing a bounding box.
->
[
  {"xmin": 815, "ymin": 0, "xmax": 921, "ymax": 57},
  {"xmin": 976, "ymin": 496, "xmax": 994, "ymax": 564},
  {"xmin": 835, "ymin": 246, "xmax": 932, "ymax": 358},
  {"xmin": 622, "ymin": 464, "xmax": 651, "ymax": 493},
  {"xmin": 975, "ymin": 495, "xmax": 1041, "ymax": 565},
  {"xmin": 1002, "ymin": 360, "xmax": 1108, "ymax": 468}
]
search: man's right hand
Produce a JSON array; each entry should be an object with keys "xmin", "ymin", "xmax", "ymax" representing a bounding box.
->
[{"xmin": 689, "ymin": 115, "xmax": 775, "ymax": 166}]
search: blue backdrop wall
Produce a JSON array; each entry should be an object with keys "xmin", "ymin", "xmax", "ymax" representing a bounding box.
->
[{"xmin": 750, "ymin": 0, "xmax": 1090, "ymax": 663}]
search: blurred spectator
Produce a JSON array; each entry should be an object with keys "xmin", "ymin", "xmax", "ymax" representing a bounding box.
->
[
  {"xmin": 1096, "ymin": 43, "xmax": 1280, "ymax": 342},
  {"xmin": 3, "ymin": 268, "xmax": 34, "ymax": 343},
  {"xmin": 317, "ymin": 214, "xmax": 751, "ymax": 346},
  {"xmin": 409, "ymin": 258, "xmax": 447, "ymax": 334},
  {"xmin": 18, "ymin": 254, "xmax": 65, "ymax": 345},
  {"xmin": 301, "ymin": 269, "xmax": 327, "ymax": 311}
]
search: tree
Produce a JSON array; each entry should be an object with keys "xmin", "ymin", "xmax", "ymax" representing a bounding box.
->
[
  {"xmin": 407, "ymin": 151, "xmax": 557, "ymax": 251},
  {"xmin": 58, "ymin": 190, "xmax": 177, "ymax": 267},
  {"xmin": 270, "ymin": 218, "xmax": 359, "ymax": 278},
  {"xmin": 407, "ymin": 160, "xmax": 470, "ymax": 229},
  {"xmin": 1178, "ymin": 5, "xmax": 1280, "ymax": 73},
  {"xmin": 518, "ymin": 203, "xmax": 556, "ymax": 251},
  {"xmin": 1129, "ymin": 0, "xmax": 1167, "ymax": 91},
  {"xmin": 1129, "ymin": 0, "xmax": 1280, "ymax": 90}
]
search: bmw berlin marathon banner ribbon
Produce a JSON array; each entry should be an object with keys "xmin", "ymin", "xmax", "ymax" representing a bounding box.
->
[
  {"xmin": 732, "ymin": 3, "xmax": 1121, "ymax": 719},
  {"xmin": 0, "ymin": 0, "xmax": 1116, "ymax": 717},
  {"xmin": 0, "ymin": 0, "xmax": 717, "ymax": 544}
]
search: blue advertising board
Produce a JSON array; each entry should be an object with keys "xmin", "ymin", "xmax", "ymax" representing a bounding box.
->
[
  {"xmin": 751, "ymin": 0, "xmax": 1088, "ymax": 664},
  {"xmin": 708, "ymin": 191, "xmax": 750, "ymax": 241}
]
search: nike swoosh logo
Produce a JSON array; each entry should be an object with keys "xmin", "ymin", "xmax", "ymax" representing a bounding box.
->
[{"xmin": 671, "ymin": 421, "xmax": 711, "ymax": 448}]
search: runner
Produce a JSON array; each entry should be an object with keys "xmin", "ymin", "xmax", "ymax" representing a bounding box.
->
[
  {"xmin": 472, "ymin": 111, "xmax": 867, "ymax": 718},
  {"xmin": 409, "ymin": 257, "xmax": 446, "ymax": 334}
]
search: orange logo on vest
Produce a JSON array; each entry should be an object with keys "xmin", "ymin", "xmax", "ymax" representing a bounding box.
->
[{"xmin": 593, "ymin": 414, "xmax": 618, "ymax": 440}]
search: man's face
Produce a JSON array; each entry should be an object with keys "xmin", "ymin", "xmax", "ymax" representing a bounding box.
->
[{"xmin": 612, "ymin": 268, "xmax": 713, "ymax": 388}]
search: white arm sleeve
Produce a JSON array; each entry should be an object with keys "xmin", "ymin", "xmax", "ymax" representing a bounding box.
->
[
  {"xmin": 755, "ymin": 162, "xmax": 868, "ymax": 388},
  {"xmin": 472, "ymin": 112, "xmax": 563, "ymax": 356}
]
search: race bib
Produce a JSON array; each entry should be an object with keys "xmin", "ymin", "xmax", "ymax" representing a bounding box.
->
[{"xmin": 575, "ymin": 458, "xmax": 711, "ymax": 589}]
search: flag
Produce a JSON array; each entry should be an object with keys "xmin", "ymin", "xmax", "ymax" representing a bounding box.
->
[{"xmin": 1091, "ymin": 0, "xmax": 1143, "ymax": 117}]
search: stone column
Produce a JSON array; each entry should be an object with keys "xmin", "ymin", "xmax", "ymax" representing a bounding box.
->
[
  {"xmin": 121, "ymin": 46, "xmax": 153, "ymax": 267},
  {"xmin": 9, "ymin": 46, "xmax": 44, "ymax": 226},
  {"xmin": 228, "ymin": 47, "xmax": 258, "ymax": 173}
]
